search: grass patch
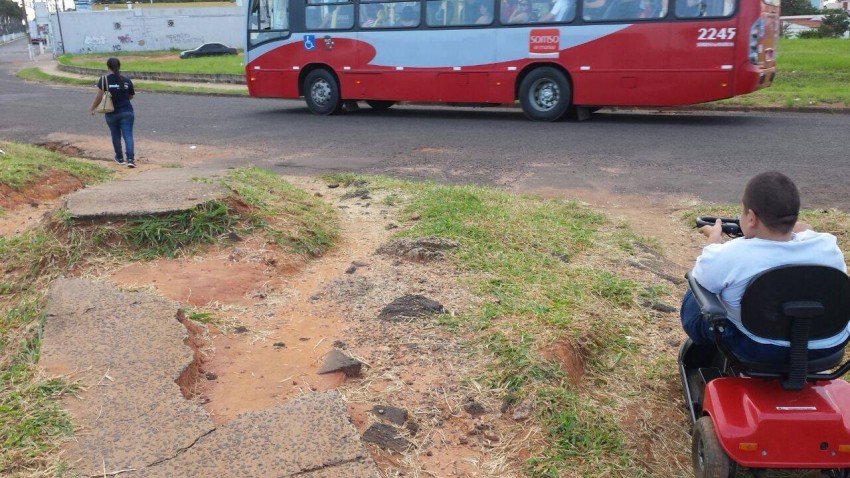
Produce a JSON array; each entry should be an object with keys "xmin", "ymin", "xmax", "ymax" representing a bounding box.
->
[
  {"xmin": 719, "ymin": 38, "xmax": 850, "ymax": 107},
  {"xmin": 221, "ymin": 168, "xmax": 338, "ymax": 256},
  {"xmin": 332, "ymin": 177, "xmax": 660, "ymax": 476},
  {"xmin": 58, "ymin": 51, "xmax": 245, "ymax": 75},
  {"xmin": 16, "ymin": 67, "xmax": 248, "ymax": 96},
  {"xmin": 0, "ymin": 141, "xmax": 111, "ymax": 192},
  {"xmin": 0, "ymin": 297, "xmax": 76, "ymax": 477}
]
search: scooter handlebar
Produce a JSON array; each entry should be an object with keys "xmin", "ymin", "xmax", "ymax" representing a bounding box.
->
[{"xmin": 695, "ymin": 216, "xmax": 743, "ymax": 238}]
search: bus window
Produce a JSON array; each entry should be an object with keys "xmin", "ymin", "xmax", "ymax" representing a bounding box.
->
[
  {"xmin": 249, "ymin": 0, "xmax": 290, "ymax": 46},
  {"xmin": 675, "ymin": 0, "xmax": 730, "ymax": 17},
  {"xmin": 583, "ymin": 0, "xmax": 663, "ymax": 20},
  {"xmin": 502, "ymin": 0, "xmax": 574, "ymax": 24},
  {"xmin": 426, "ymin": 0, "xmax": 495, "ymax": 25},
  {"xmin": 306, "ymin": 0, "xmax": 355, "ymax": 29},
  {"xmin": 361, "ymin": 0, "xmax": 422, "ymax": 27}
]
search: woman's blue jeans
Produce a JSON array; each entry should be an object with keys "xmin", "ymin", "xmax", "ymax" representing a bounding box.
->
[{"xmin": 105, "ymin": 110, "xmax": 134, "ymax": 162}]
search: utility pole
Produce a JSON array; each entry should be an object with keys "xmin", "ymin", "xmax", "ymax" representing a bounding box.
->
[{"xmin": 52, "ymin": 0, "xmax": 64, "ymax": 54}]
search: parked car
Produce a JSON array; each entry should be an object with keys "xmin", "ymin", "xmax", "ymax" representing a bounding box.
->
[{"xmin": 179, "ymin": 43, "xmax": 238, "ymax": 59}]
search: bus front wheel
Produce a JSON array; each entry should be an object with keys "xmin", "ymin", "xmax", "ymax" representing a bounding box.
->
[
  {"xmin": 304, "ymin": 69, "xmax": 342, "ymax": 115},
  {"xmin": 519, "ymin": 67, "xmax": 571, "ymax": 122}
]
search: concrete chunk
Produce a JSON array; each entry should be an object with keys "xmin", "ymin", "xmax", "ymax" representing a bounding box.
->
[{"xmin": 65, "ymin": 168, "xmax": 228, "ymax": 219}]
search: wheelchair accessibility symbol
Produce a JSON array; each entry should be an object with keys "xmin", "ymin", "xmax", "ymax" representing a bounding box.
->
[{"xmin": 303, "ymin": 35, "xmax": 316, "ymax": 50}]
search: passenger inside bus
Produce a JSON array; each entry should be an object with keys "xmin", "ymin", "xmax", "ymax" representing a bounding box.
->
[
  {"xmin": 361, "ymin": 3, "xmax": 388, "ymax": 26},
  {"xmin": 428, "ymin": 0, "xmax": 465, "ymax": 25},
  {"xmin": 539, "ymin": 0, "xmax": 575, "ymax": 22},
  {"xmin": 582, "ymin": 0, "xmax": 608, "ymax": 19},
  {"xmin": 500, "ymin": 0, "xmax": 518, "ymax": 21},
  {"xmin": 399, "ymin": 5, "xmax": 420, "ymax": 25},
  {"xmin": 474, "ymin": 1, "xmax": 494, "ymax": 23},
  {"xmin": 307, "ymin": 4, "xmax": 354, "ymax": 28},
  {"xmin": 506, "ymin": 0, "xmax": 533, "ymax": 22}
]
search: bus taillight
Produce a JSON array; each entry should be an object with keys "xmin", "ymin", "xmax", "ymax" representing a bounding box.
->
[{"xmin": 749, "ymin": 18, "xmax": 765, "ymax": 65}]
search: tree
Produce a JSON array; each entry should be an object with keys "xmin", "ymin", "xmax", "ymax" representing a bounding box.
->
[
  {"xmin": 0, "ymin": 0, "xmax": 24, "ymax": 19},
  {"xmin": 781, "ymin": 0, "xmax": 817, "ymax": 16},
  {"xmin": 818, "ymin": 9, "xmax": 850, "ymax": 37}
]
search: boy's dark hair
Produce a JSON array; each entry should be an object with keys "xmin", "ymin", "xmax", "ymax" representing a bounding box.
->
[{"xmin": 742, "ymin": 171, "xmax": 800, "ymax": 233}]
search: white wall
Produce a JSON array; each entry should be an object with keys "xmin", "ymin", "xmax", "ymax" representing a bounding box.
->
[{"xmin": 49, "ymin": 5, "xmax": 245, "ymax": 54}]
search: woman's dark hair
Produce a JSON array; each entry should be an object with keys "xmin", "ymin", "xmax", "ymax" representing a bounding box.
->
[
  {"xmin": 742, "ymin": 171, "xmax": 800, "ymax": 234},
  {"xmin": 106, "ymin": 57, "xmax": 125, "ymax": 91}
]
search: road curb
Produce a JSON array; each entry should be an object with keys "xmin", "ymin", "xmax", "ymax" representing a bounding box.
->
[{"xmin": 58, "ymin": 62, "xmax": 245, "ymax": 84}]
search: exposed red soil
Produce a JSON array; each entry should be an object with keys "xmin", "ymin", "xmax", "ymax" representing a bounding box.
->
[{"xmin": 0, "ymin": 170, "xmax": 83, "ymax": 211}]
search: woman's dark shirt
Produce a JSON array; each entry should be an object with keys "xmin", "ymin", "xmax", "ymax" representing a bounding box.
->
[{"xmin": 96, "ymin": 73, "xmax": 135, "ymax": 113}]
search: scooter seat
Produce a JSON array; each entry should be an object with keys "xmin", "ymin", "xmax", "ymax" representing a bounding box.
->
[{"xmin": 735, "ymin": 348, "xmax": 845, "ymax": 374}]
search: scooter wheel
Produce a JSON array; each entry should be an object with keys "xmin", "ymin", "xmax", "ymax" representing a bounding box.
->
[{"xmin": 692, "ymin": 416, "xmax": 737, "ymax": 478}]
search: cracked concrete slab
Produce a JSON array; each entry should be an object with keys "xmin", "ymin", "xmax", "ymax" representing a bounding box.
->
[
  {"xmin": 39, "ymin": 278, "xmax": 213, "ymax": 476},
  {"xmin": 148, "ymin": 392, "xmax": 380, "ymax": 478},
  {"xmin": 64, "ymin": 167, "xmax": 229, "ymax": 219},
  {"xmin": 38, "ymin": 279, "xmax": 380, "ymax": 478}
]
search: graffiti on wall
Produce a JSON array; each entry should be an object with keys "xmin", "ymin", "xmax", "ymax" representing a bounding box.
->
[
  {"xmin": 84, "ymin": 35, "xmax": 106, "ymax": 45},
  {"xmin": 117, "ymin": 34, "xmax": 133, "ymax": 44},
  {"xmin": 165, "ymin": 33, "xmax": 204, "ymax": 44}
]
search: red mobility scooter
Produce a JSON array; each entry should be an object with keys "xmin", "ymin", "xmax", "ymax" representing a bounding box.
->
[{"xmin": 679, "ymin": 218, "xmax": 850, "ymax": 477}]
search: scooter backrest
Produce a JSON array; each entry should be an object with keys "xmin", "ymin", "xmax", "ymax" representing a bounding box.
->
[{"xmin": 740, "ymin": 265, "xmax": 850, "ymax": 341}]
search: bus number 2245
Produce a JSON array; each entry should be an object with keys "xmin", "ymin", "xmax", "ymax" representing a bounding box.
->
[{"xmin": 697, "ymin": 27, "xmax": 737, "ymax": 40}]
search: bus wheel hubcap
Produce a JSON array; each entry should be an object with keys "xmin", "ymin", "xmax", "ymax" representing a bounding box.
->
[
  {"xmin": 311, "ymin": 80, "xmax": 332, "ymax": 106},
  {"xmin": 532, "ymin": 79, "xmax": 559, "ymax": 111}
]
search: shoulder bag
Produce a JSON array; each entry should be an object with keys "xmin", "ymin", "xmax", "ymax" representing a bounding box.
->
[{"xmin": 94, "ymin": 74, "xmax": 114, "ymax": 114}]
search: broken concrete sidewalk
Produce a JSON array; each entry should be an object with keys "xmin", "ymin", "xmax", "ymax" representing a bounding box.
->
[
  {"xmin": 64, "ymin": 167, "xmax": 230, "ymax": 219},
  {"xmin": 39, "ymin": 279, "xmax": 379, "ymax": 477}
]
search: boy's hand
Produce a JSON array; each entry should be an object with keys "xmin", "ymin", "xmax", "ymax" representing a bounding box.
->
[{"xmin": 699, "ymin": 218, "xmax": 723, "ymax": 244}]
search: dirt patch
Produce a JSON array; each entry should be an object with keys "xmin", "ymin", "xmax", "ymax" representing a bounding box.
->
[
  {"xmin": 42, "ymin": 132, "xmax": 269, "ymax": 168},
  {"xmin": 176, "ymin": 310, "xmax": 207, "ymax": 399},
  {"xmin": 110, "ymin": 239, "xmax": 296, "ymax": 306},
  {"xmin": 540, "ymin": 339, "xmax": 587, "ymax": 386},
  {"xmin": 0, "ymin": 170, "xmax": 85, "ymax": 237},
  {"xmin": 0, "ymin": 170, "xmax": 83, "ymax": 211},
  {"xmin": 35, "ymin": 141, "xmax": 91, "ymax": 159}
]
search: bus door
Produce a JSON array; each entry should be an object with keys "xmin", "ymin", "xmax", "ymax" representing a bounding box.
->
[
  {"xmin": 425, "ymin": 0, "xmax": 497, "ymax": 103},
  {"xmin": 667, "ymin": 0, "xmax": 738, "ymax": 104}
]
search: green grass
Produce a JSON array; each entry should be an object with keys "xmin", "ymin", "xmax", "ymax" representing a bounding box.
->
[
  {"xmin": 221, "ymin": 168, "xmax": 338, "ymax": 256},
  {"xmin": 0, "ymin": 141, "xmax": 111, "ymax": 192},
  {"xmin": 720, "ymin": 38, "xmax": 850, "ymax": 107},
  {"xmin": 324, "ymin": 175, "xmax": 659, "ymax": 476},
  {"xmin": 0, "ymin": 298, "xmax": 76, "ymax": 477},
  {"xmin": 16, "ymin": 67, "xmax": 248, "ymax": 96},
  {"xmin": 58, "ymin": 50, "xmax": 245, "ymax": 75}
]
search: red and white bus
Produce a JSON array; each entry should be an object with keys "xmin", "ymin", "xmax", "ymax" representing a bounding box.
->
[{"xmin": 244, "ymin": 0, "xmax": 778, "ymax": 120}]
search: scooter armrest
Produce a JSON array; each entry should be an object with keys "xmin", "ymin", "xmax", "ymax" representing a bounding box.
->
[{"xmin": 685, "ymin": 271, "xmax": 727, "ymax": 324}]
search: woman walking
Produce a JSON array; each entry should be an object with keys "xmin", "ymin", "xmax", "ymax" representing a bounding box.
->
[{"xmin": 90, "ymin": 57, "xmax": 136, "ymax": 168}]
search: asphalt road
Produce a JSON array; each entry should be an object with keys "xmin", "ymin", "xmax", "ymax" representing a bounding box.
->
[{"xmin": 3, "ymin": 39, "xmax": 849, "ymax": 210}]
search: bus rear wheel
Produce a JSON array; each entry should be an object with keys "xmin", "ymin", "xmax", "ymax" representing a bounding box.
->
[
  {"xmin": 519, "ymin": 67, "xmax": 571, "ymax": 122},
  {"xmin": 366, "ymin": 100, "xmax": 395, "ymax": 110},
  {"xmin": 304, "ymin": 69, "xmax": 342, "ymax": 115}
]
